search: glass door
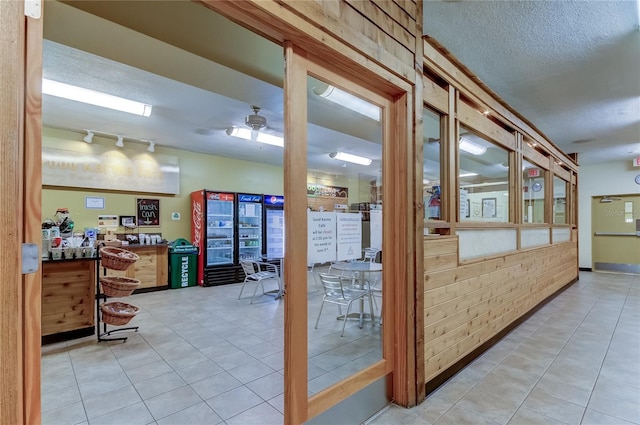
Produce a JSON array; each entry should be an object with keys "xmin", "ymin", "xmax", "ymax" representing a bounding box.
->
[{"xmin": 281, "ymin": 41, "xmax": 411, "ymax": 423}]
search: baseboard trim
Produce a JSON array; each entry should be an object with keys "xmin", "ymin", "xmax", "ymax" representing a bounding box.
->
[
  {"xmin": 424, "ymin": 277, "xmax": 578, "ymax": 396},
  {"xmin": 42, "ymin": 326, "xmax": 95, "ymax": 345}
]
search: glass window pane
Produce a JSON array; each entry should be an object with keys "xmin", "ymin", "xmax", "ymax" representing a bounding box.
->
[
  {"xmin": 459, "ymin": 126, "xmax": 509, "ymax": 222},
  {"xmin": 423, "ymin": 107, "xmax": 442, "ymax": 220},
  {"xmin": 553, "ymin": 176, "xmax": 567, "ymax": 224},
  {"xmin": 306, "ymin": 75, "xmax": 383, "ymax": 395},
  {"xmin": 523, "ymin": 159, "xmax": 545, "ymax": 223}
]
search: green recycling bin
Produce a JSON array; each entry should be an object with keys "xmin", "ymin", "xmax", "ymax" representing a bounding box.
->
[{"xmin": 168, "ymin": 238, "xmax": 198, "ymax": 289}]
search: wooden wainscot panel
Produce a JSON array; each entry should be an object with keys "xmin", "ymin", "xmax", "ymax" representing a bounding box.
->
[
  {"xmin": 344, "ymin": 1, "xmax": 415, "ymax": 52},
  {"xmin": 457, "ymin": 101, "xmax": 516, "ymax": 151},
  {"xmin": 247, "ymin": 0, "xmax": 416, "ymax": 81},
  {"xmin": 422, "ymin": 242, "xmax": 578, "ymax": 383},
  {"xmin": 423, "ymin": 236, "xmax": 458, "ymax": 273},
  {"xmin": 101, "ymin": 245, "xmax": 168, "ymax": 290},
  {"xmin": 376, "ymin": 1, "xmax": 417, "ymax": 34},
  {"xmin": 41, "ymin": 260, "xmax": 96, "ymax": 336}
]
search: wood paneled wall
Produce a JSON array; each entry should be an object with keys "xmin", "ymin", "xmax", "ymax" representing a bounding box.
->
[
  {"xmin": 203, "ymin": 0, "xmax": 418, "ymax": 85},
  {"xmin": 423, "ymin": 236, "xmax": 578, "ymax": 384}
]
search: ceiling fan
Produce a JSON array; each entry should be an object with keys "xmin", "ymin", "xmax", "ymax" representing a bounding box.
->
[
  {"xmin": 244, "ymin": 105, "xmax": 267, "ymax": 131},
  {"xmin": 225, "ymin": 105, "xmax": 284, "ymax": 147}
]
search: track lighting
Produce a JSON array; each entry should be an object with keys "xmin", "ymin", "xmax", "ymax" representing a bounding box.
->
[
  {"xmin": 328, "ymin": 151, "xmax": 372, "ymax": 166},
  {"xmin": 83, "ymin": 130, "xmax": 94, "ymax": 143},
  {"xmin": 80, "ymin": 130, "xmax": 155, "ymax": 152}
]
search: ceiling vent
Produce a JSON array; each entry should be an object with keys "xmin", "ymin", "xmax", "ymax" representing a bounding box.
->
[{"xmin": 245, "ymin": 105, "xmax": 267, "ymax": 131}]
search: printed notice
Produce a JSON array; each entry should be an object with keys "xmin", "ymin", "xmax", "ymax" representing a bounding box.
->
[
  {"xmin": 307, "ymin": 212, "xmax": 337, "ymax": 264},
  {"xmin": 336, "ymin": 213, "xmax": 362, "ymax": 261}
]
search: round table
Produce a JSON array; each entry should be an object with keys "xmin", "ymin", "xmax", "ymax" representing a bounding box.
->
[{"xmin": 327, "ymin": 261, "xmax": 382, "ymax": 327}]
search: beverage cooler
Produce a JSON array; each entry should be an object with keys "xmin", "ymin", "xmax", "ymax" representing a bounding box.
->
[
  {"xmin": 191, "ymin": 190, "xmax": 236, "ymax": 286},
  {"xmin": 263, "ymin": 194, "xmax": 284, "ymax": 259},
  {"xmin": 237, "ymin": 193, "xmax": 263, "ymax": 262}
]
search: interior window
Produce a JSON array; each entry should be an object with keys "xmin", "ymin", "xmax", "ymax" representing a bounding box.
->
[
  {"xmin": 459, "ymin": 126, "xmax": 509, "ymax": 223},
  {"xmin": 553, "ymin": 175, "xmax": 567, "ymax": 224},
  {"xmin": 523, "ymin": 159, "xmax": 545, "ymax": 223},
  {"xmin": 423, "ymin": 107, "xmax": 442, "ymax": 221}
]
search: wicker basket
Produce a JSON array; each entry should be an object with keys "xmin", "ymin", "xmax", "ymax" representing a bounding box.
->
[
  {"xmin": 100, "ymin": 247, "xmax": 139, "ymax": 271},
  {"xmin": 101, "ymin": 302, "xmax": 140, "ymax": 326},
  {"xmin": 100, "ymin": 276, "xmax": 140, "ymax": 297}
]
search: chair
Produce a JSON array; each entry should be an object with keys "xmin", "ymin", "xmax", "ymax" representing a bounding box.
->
[
  {"xmin": 361, "ymin": 247, "xmax": 381, "ymax": 263},
  {"xmin": 315, "ymin": 273, "xmax": 373, "ymax": 337},
  {"xmin": 238, "ymin": 260, "xmax": 280, "ymax": 304}
]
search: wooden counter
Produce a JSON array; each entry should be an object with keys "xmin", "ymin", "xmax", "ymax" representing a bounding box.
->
[
  {"xmin": 100, "ymin": 244, "xmax": 168, "ymax": 291},
  {"xmin": 42, "ymin": 259, "xmax": 96, "ymax": 337}
]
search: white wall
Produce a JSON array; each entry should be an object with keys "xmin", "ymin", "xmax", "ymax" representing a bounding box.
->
[{"xmin": 578, "ymin": 159, "xmax": 640, "ymax": 268}]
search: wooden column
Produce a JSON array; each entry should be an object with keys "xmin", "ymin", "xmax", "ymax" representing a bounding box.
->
[
  {"xmin": 24, "ymin": 8, "xmax": 44, "ymax": 422},
  {"xmin": 283, "ymin": 41, "xmax": 308, "ymax": 425}
]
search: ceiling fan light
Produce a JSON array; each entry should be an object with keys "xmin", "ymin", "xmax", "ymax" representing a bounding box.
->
[
  {"xmin": 42, "ymin": 78, "xmax": 152, "ymax": 117},
  {"xmin": 329, "ymin": 151, "xmax": 372, "ymax": 166},
  {"xmin": 226, "ymin": 127, "xmax": 283, "ymax": 147},
  {"xmin": 459, "ymin": 136, "xmax": 487, "ymax": 156},
  {"xmin": 314, "ymin": 85, "xmax": 380, "ymax": 121}
]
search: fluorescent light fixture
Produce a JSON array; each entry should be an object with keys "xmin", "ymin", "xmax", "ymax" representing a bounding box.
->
[
  {"xmin": 459, "ymin": 172, "xmax": 478, "ymax": 178},
  {"xmin": 147, "ymin": 141, "xmax": 155, "ymax": 153},
  {"xmin": 115, "ymin": 135, "xmax": 124, "ymax": 148},
  {"xmin": 314, "ymin": 85, "xmax": 380, "ymax": 121},
  {"xmin": 226, "ymin": 127, "xmax": 284, "ymax": 147},
  {"xmin": 459, "ymin": 136, "xmax": 486, "ymax": 156},
  {"xmin": 83, "ymin": 130, "xmax": 94, "ymax": 144},
  {"xmin": 42, "ymin": 78, "xmax": 152, "ymax": 117},
  {"xmin": 329, "ymin": 151, "xmax": 372, "ymax": 166}
]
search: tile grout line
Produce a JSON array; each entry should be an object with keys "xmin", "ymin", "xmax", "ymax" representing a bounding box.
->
[{"xmin": 578, "ymin": 277, "xmax": 634, "ymax": 425}]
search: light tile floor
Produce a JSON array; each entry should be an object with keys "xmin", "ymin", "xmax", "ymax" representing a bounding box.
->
[
  {"xmin": 369, "ymin": 271, "xmax": 640, "ymax": 425},
  {"xmin": 42, "ymin": 266, "xmax": 380, "ymax": 425},
  {"xmin": 42, "ymin": 271, "xmax": 639, "ymax": 425}
]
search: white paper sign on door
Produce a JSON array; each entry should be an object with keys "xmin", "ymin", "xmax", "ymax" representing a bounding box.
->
[
  {"xmin": 370, "ymin": 209, "xmax": 382, "ymax": 250},
  {"xmin": 336, "ymin": 213, "xmax": 362, "ymax": 261},
  {"xmin": 307, "ymin": 212, "xmax": 337, "ymax": 264}
]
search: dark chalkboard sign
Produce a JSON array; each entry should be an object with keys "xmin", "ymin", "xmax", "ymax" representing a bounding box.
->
[{"xmin": 136, "ymin": 198, "xmax": 160, "ymax": 226}]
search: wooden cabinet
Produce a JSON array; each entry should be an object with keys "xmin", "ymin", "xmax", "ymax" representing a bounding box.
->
[
  {"xmin": 100, "ymin": 244, "xmax": 168, "ymax": 290},
  {"xmin": 41, "ymin": 259, "xmax": 96, "ymax": 336}
]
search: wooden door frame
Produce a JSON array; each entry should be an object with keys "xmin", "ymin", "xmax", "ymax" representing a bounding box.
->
[
  {"xmin": 284, "ymin": 43, "xmax": 414, "ymax": 423},
  {"xmin": 0, "ymin": 2, "xmax": 43, "ymax": 424}
]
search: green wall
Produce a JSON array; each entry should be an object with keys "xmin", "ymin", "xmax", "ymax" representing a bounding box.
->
[{"xmin": 42, "ymin": 128, "xmax": 284, "ymax": 241}]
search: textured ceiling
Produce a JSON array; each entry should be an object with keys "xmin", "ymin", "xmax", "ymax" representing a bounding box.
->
[
  {"xmin": 423, "ymin": 0, "xmax": 640, "ymax": 165},
  {"xmin": 42, "ymin": 1, "xmax": 639, "ymax": 172}
]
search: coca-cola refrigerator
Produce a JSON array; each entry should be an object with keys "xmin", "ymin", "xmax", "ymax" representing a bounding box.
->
[{"xmin": 191, "ymin": 190, "xmax": 235, "ymax": 286}]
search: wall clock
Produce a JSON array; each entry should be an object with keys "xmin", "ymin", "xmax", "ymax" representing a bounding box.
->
[
  {"xmin": 532, "ymin": 182, "xmax": 542, "ymax": 192},
  {"xmin": 635, "ymin": 174, "xmax": 640, "ymax": 185}
]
